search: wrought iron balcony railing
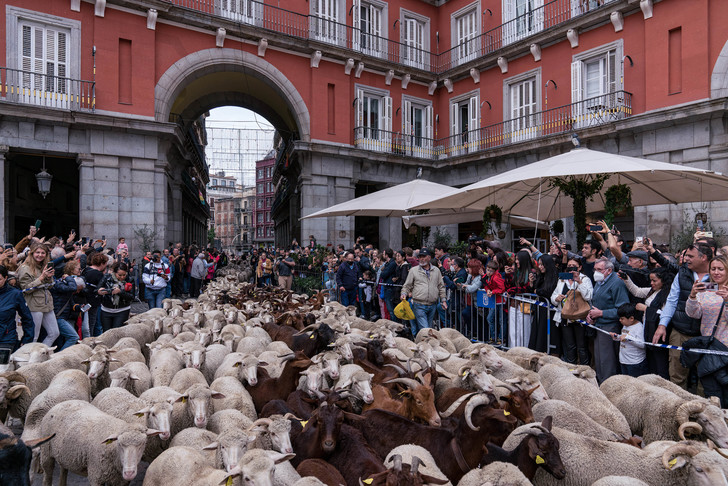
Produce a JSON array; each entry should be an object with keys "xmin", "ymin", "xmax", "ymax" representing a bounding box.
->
[
  {"xmin": 165, "ymin": 0, "xmax": 618, "ymax": 74},
  {"xmin": 0, "ymin": 67, "xmax": 95, "ymax": 111},
  {"xmin": 354, "ymin": 91, "xmax": 632, "ymax": 159}
]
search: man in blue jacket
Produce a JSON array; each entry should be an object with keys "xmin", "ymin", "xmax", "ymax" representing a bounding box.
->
[
  {"xmin": 587, "ymin": 257, "xmax": 630, "ymax": 383},
  {"xmin": 336, "ymin": 251, "xmax": 360, "ymax": 307},
  {"xmin": 379, "ymin": 249, "xmax": 397, "ymax": 321},
  {"xmin": 0, "ymin": 265, "xmax": 35, "ymax": 351}
]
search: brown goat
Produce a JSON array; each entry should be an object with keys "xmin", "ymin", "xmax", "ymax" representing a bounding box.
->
[
  {"xmin": 361, "ymin": 455, "xmax": 449, "ymax": 486},
  {"xmin": 296, "ymin": 458, "xmax": 347, "ymax": 486},
  {"xmin": 362, "ymin": 375, "xmax": 441, "ymax": 427}
]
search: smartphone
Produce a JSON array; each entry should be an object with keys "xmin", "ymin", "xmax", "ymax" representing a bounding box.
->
[
  {"xmin": 705, "ymin": 283, "xmax": 720, "ymax": 291},
  {"xmin": 81, "ymin": 237, "xmax": 87, "ymax": 245},
  {"xmin": 697, "ymin": 220, "xmax": 705, "ymax": 231},
  {"xmin": 589, "ymin": 224, "xmax": 602, "ymax": 232},
  {"xmin": 558, "ymin": 272, "xmax": 575, "ymax": 280},
  {"xmin": 81, "ymin": 304, "xmax": 91, "ymax": 312},
  {"xmin": 0, "ymin": 347, "xmax": 10, "ymax": 366},
  {"xmin": 34, "ymin": 219, "xmax": 42, "ymax": 229},
  {"xmin": 704, "ymin": 231, "xmax": 714, "ymax": 238},
  {"xmin": 102, "ymin": 235, "xmax": 106, "ymax": 240},
  {"xmin": 635, "ymin": 237, "xmax": 644, "ymax": 243},
  {"xmin": 46, "ymin": 262, "xmax": 54, "ymax": 270},
  {"xmin": 3, "ymin": 244, "xmax": 12, "ymax": 250}
]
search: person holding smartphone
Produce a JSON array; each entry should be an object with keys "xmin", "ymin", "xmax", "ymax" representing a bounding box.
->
[
  {"xmin": 99, "ymin": 263, "xmax": 133, "ymax": 331},
  {"xmin": 552, "ymin": 258, "xmax": 593, "ymax": 365},
  {"xmin": 50, "ymin": 260, "xmax": 87, "ymax": 349},
  {"xmin": 17, "ymin": 242, "xmax": 60, "ymax": 346}
]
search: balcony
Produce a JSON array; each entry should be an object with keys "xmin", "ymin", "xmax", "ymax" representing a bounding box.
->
[
  {"xmin": 165, "ymin": 0, "xmax": 619, "ymax": 75},
  {"xmin": 354, "ymin": 91, "xmax": 632, "ymax": 159},
  {"xmin": 0, "ymin": 67, "xmax": 95, "ymax": 111}
]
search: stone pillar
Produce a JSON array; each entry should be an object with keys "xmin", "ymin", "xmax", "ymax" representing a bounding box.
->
[
  {"xmin": 379, "ymin": 217, "xmax": 402, "ymax": 251},
  {"xmin": 77, "ymin": 154, "xmax": 97, "ymax": 241},
  {"xmin": 0, "ymin": 145, "xmax": 8, "ymax": 244}
]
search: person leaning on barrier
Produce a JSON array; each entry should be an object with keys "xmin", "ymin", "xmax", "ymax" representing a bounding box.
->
[
  {"xmin": 653, "ymin": 243, "xmax": 712, "ymax": 389},
  {"xmin": 586, "ymin": 257, "xmax": 630, "ymax": 383},
  {"xmin": 400, "ymin": 248, "xmax": 446, "ymax": 336}
]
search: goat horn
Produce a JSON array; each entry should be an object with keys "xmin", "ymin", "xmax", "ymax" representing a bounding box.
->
[
  {"xmin": 495, "ymin": 382, "xmax": 518, "ymax": 393},
  {"xmin": 464, "ymin": 394, "xmax": 491, "ymax": 431},
  {"xmin": 250, "ymin": 418, "xmax": 273, "ymax": 428},
  {"xmin": 383, "ymin": 364, "xmax": 407, "ymax": 376},
  {"xmin": 707, "ymin": 439, "xmax": 728, "ymax": 460},
  {"xmin": 293, "ymin": 324, "xmax": 319, "ymax": 336},
  {"xmin": 678, "ymin": 421, "xmax": 703, "ymax": 440},
  {"xmin": 676, "ymin": 400, "xmax": 706, "ymax": 424},
  {"xmin": 282, "ymin": 413, "xmax": 302, "ymax": 421},
  {"xmin": 384, "ymin": 378, "xmax": 420, "ymax": 390},
  {"xmin": 440, "ymin": 393, "xmax": 478, "ymax": 418},
  {"xmin": 0, "ymin": 371, "xmax": 26, "ymax": 384},
  {"xmin": 662, "ymin": 443, "xmax": 700, "ymax": 469},
  {"xmin": 411, "ymin": 456, "xmax": 422, "ymax": 474},
  {"xmin": 391, "ymin": 454, "xmax": 402, "ymax": 472}
]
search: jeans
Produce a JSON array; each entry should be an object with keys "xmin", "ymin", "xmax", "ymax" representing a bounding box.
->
[
  {"xmin": 146, "ymin": 287, "xmax": 166, "ymax": 309},
  {"xmin": 358, "ymin": 287, "xmax": 368, "ymax": 317},
  {"xmin": 190, "ymin": 278, "xmax": 203, "ymax": 298},
  {"xmin": 81, "ymin": 312, "xmax": 90, "ymax": 339},
  {"xmin": 183, "ymin": 274, "xmax": 191, "ymax": 294},
  {"xmin": 438, "ymin": 305, "xmax": 449, "ymax": 329},
  {"xmin": 621, "ymin": 359, "xmax": 648, "ymax": 377},
  {"xmin": 101, "ymin": 309, "xmax": 130, "ymax": 332},
  {"xmin": 31, "ymin": 311, "xmax": 59, "ymax": 346},
  {"xmin": 340, "ymin": 288, "xmax": 357, "ymax": 307},
  {"xmin": 411, "ymin": 302, "xmax": 438, "ymax": 337},
  {"xmin": 486, "ymin": 306, "xmax": 504, "ymax": 343},
  {"xmin": 55, "ymin": 318, "xmax": 80, "ymax": 350}
]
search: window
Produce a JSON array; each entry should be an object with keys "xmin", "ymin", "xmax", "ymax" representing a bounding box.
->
[
  {"xmin": 401, "ymin": 10, "xmax": 429, "ymax": 69},
  {"xmin": 505, "ymin": 69, "xmax": 541, "ymax": 142},
  {"xmin": 257, "ymin": 183, "xmax": 263, "ymax": 193},
  {"xmin": 449, "ymin": 91, "xmax": 480, "ymax": 155},
  {"xmin": 570, "ymin": 0, "xmax": 605, "ymax": 17},
  {"xmin": 451, "ymin": 3, "xmax": 480, "ymax": 66},
  {"xmin": 213, "ymin": 179, "xmax": 219, "ymax": 186},
  {"xmin": 353, "ymin": 0, "xmax": 386, "ymax": 58},
  {"xmin": 402, "ymin": 97, "xmax": 433, "ymax": 158},
  {"xmin": 311, "ymin": 0, "xmax": 345, "ymax": 46},
  {"xmin": 502, "ymin": 0, "xmax": 544, "ymax": 46},
  {"xmin": 571, "ymin": 42, "xmax": 623, "ymax": 128},
  {"xmin": 354, "ymin": 86, "xmax": 392, "ymax": 152},
  {"xmin": 229, "ymin": 180, "xmax": 235, "ymax": 187},
  {"xmin": 257, "ymin": 169, "xmax": 263, "ymax": 179},
  {"xmin": 215, "ymin": 0, "xmax": 258, "ymax": 25}
]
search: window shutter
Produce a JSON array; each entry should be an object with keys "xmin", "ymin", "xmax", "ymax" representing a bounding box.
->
[
  {"xmin": 469, "ymin": 94, "xmax": 479, "ymax": 147},
  {"xmin": 352, "ymin": 0, "xmax": 360, "ymax": 50},
  {"xmin": 533, "ymin": 0, "xmax": 544, "ymax": 31},
  {"xmin": 355, "ymin": 88, "xmax": 364, "ymax": 141},
  {"xmin": 571, "ymin": 61, "xmax": 583, "ymax": 104},
  {"xmin": 371, "ymin": 4, "xmax": 382, "ymax": 54},
  {"xmin": 403, "ymin": 99, "xmax": 412, "ymax": 135},
  {"xmin": 382, "ymin": 95, "xmax": 393, "ymax": 135},
  {"xmin": 502, "ymin": 0, "xmax": 515, "ymax": 46},
  {"xmin": 607, "ymin": 49, "xmax": 617, "ymax": 93},
  {"xmin": 425, "ymin": 105, "xmax": 434, "ymax": 152}
]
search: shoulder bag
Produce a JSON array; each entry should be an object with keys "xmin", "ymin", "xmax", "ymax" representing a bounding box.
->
[
  {"xmin": 561, "ymin": 285, "xmax": 591, "ymax": 321},
  {"xmin": 680, "ymin": 302, "xmax": 728, "ymax": 379}
]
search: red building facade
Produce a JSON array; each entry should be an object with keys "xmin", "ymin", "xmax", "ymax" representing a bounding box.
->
[
  {"xmin": 254, "ymin": 154, "xmax": 275, "ymax": 247},
  {"xmin": 0, "ymin": 0, "xmax": 727, "ymax": 251}
]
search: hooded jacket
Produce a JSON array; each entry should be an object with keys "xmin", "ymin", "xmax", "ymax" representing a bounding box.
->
[{"xmin": 0, "ymin": 283, "xmax": 34, "ymax": 347}]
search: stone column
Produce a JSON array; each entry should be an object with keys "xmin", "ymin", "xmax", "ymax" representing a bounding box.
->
[
  {"xmin": 379, "ymin": 217, "xmax": 402, "ymax": 251},
  {"xmin": 0, "ymin": 146, "xmax": 8, "ymax": 244},
  {"xmin": 76, "ymin": 154, "xmax": 96, "ymax": 240}
]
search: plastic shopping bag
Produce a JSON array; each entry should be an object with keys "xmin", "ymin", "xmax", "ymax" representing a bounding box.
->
[{"xmin": 394, "ymin": 299, "xmax": 415, "ymax": 321}]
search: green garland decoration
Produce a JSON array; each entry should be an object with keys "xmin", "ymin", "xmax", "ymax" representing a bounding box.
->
[
  {"xmin": 482, "ymin": 204, "xmax": 503, "ymax": 237},
  {"xmin": 551, "ymin": 219, "xmax": 564, "ymax": 235},
  {"xmin": 603, "ymin": 184, "xmax": 633, "ymax": 228},
  {"xmin": 550, "ymin": 174, "xmax": 610, "ymax": 248}
]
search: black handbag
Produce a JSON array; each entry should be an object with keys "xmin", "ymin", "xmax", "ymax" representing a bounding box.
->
[{"xmin": 680, "ymin": 302, "xmax": 728, "ymax": 379}]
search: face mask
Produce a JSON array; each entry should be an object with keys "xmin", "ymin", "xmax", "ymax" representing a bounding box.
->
[
  {"xmin": 449, "ymin": 265, "xmax": 455, "ymax": 272},
  {"xmin": 593, "ymin": 271, "xmax": 605, "ymax": 283}
]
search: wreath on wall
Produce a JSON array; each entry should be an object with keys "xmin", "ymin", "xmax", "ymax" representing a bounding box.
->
[
  {"xmin": 482, "ymin": 204, "xmax": 503, "ymax": 237},
  {"xmin": 603, "ymin": 184, "xmax": 633, "ymax": 227}
]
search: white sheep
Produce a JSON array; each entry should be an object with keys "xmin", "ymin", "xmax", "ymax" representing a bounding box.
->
[
  {"xmin": 172, "ymin": 383, "xmax": 226, "ymax": 433},
  {"xmin": 591, "ymin": 477, "xmax": 650, "ymax": 486},
  {"xmin": 601, "ymin": 374, "xmax": 728, "ymax": 447},
  {"xmin": 385, "ymin": 444, "xmax": 452, "ymax": 485},
  {"xmin": 170, "ymin": 426, "xmax": 257, "ymax": 471},
  {"xmin": 532, "ymin": 400, "xmax": 623, "ymax": 442},
  {"xmin": 334, "ymin": 364, "xmax": 374, "ymax": 404},
  {"xmin": 108, "ymin": 361, "xmax": 152, "ymax": 397},
  {"xmin": 141, "ymin": 446, "xmax": 230, "ymax": 486},
  {"xmin": 210, "ymin": 376, "xmax": 257, "ymax": 420},
  {"xmin": 208, "ymin": 409, "xmax": 254, "ymax": 434},
  {"xmin": 40, "ymin": 400, "xmax": 160, "ymax": 486},
  {"xmin": 457, "ymin": 461, "xmax": 533, "ymax": 486},
  {"xmin": 10, "ymin": 343, "xmax": 56, "ymax": 368},
  {"xmin": 538, "ymin": 364, "xmax": 630, "ymax": 438},
  {"xmin": 224, "ymin": 448, "xmax": 298, "ymax": 486},
  {"xmin": 169, "ymin": 367, "xmax": 209, "ymax": 393},
  {"xmin": 148, "ymin": 346, "xmax": 185, "ymax": 388}
]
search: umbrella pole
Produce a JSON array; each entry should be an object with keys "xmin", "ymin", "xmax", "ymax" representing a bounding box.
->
[{"xmin": 533, "ymin": 178, "xmax": 543, "ymax": 243}]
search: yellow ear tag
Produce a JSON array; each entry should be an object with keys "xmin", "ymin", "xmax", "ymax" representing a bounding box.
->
[
  {"xmin": 299, "ymin": 420, "xmax": 308, "ymax": 428},
  {"xmin": 369, "ymin": 335, "xmax": 375, "ymax": 339},
  {"xmin": 462, "ymin": 371, "xmax": 469, "ymax": 377},
  {"xmin": 104, "ymin": 439, "xmax": 114, "ymax": 445},
  {"xmin": 363, "ymin": 479, "xmax": 373, "ymax": 485},
  {"xmin": 668, "ymin": 458, "xmax": 677, "ymax": 468},
  {"xmin": 226, "ymin": 477, "xmax": 233, "ymax": 486},
  {"xmin": 503, "ymin": 410, "xmax": 511, "ymax": 416},
  {"xmin": 134, "ymin": 412, "xmax": 145, "ymax": 418},
  {"xmin": 535, "ymin": 455, "xmax": 545, "ymax": 465},
  {"xmin": 181, "ymin": 397, "xmax": 187, "ymax": 403},
  {"xmin": 233, "ymin": 362, "xmax": 241, "ymax": 368},
  {"xmin": 310, "ymin": 334, "xmax": 315, "ymax": 339},
  {"xmin": 569, "ymin": 369, "xmax": 576, "ymax": 372}
]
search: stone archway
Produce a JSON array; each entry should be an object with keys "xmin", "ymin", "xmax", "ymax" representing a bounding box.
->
[
  {"xmin": 711, "ymin": 40, "xmax": 728, "ymax": 99},
  {"xmin": 154, "ymin": 48, "xmax": 311, "ymax": 142}
]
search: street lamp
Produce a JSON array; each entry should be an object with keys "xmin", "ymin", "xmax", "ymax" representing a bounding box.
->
[{"xmin": 35, "ymin": 156, "xmax": 52, "ymax": 199}]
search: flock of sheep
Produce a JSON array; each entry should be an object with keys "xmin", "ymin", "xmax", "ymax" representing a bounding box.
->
[{"xmin": 1, "ymin": 262, "xmax": 728, "ymax": 486}]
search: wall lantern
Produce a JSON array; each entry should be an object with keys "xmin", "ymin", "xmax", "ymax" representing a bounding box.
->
[{"xmin": 36, "ymin": 156, "xmax": 52, "ymax": 199}]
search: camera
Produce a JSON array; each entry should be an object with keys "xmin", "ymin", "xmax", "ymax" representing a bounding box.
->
[{"xmin": 589, "ymin": 224, "xmax": 603, "ymax": 232}]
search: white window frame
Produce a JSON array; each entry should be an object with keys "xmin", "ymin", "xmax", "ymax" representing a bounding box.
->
[
  {"xmin": 571, "ymin": 40, "xmax": 623, "ymax": 128},
  {"xmin": 354, "ymin": 85, "xmax": 392, "ymax": 153},
  {"xmin": 401, "ymin": 95, "xmax": 433, "ymax": 158},
  {"xmin": 451, "ymin": 2, "xmax": 481, "ymax": 67},
  {"xmin": 449, "ymin": 89, "xmax": 480, "ymax": 157},
  {"xmin": 352, "ymin": 0, "xmax": 388, "ymax": 59},
  {"xmin": 215, "ymin": 0, "xmax": 259, "ymax": 25},
  {"xmin": 570, "ymin": 0, "xmax": 604, "ymax": 17},
  {"xmin": 310, "ymin": 0, "xmax": 346, "ymax": 46},
  {"xmin": 400, "ymin": 9, "xmax": 430, "ymax": 70},
  {"xmin": 504, "ymin": 68, "xmax": 541, "ymax": 143},
  {"xmin": 502, "ymin": 0, "xmax": 544, "ymax": 47},
  {"xmin": 6, "ymin": 7, "xmax": 81, "ymax": 110}
]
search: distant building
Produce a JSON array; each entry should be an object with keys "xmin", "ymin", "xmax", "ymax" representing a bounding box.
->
[
  {"xmin": 254, "ymin": 153, "xmax": 275, "ymax": 247},
  {"xmin": 208, "ymin": 171, "xmax": 241, "ymax": 251}
]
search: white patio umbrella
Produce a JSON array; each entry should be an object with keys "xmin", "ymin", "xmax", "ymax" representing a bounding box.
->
[
  {"xmin": 301, "ymin": 179, "xmax": 454, "ymax": 219},
  {"xmin": 401, "ymin": 209, "xmax": 548, "ymax": 230},
  {"xmin": 409, "ymin": 148, "xmax": 728, "ymax": 221}
]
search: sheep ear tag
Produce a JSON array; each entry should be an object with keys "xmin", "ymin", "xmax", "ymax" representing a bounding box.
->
[
  {"xmin": 300, "ymin": 420, "xmax": 308, "ymax": 428},
  {"xmin": 535, "ymin": 455, "xmax": 545, "ymax": 465},
  {"xmin": 503, "ymin": 410, "xmax": 511, "ymax": 416},
  {"xmin": 363, "ymin": 479, "xmax": 373, "ymax": 485},
  {"xmin": 309, "ymin": 334, "xmax": 315, "ymax": 339},
  {"xmin": 668, "ymin": 458, "xmax": 677, "ymax": 468},
  {"xmin": 462, "ymin": 371, "xmax": 469, "ymax": 377},
  {"xmin": 226, "ymin": 478, "xmax": 233, "ymax": 486}
]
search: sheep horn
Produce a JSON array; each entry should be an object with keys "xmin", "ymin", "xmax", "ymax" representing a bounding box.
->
[
  {"xmin": 464, "ymin": 394, "xmax": 491, "ymax": 431},
  {"xmin": 384, "ymin": 378, "xmax": 420, "ymax": 390},
  {"xmin": 458, "ymin": 365, "xmax": 472, "ymax": 378},
  {"xmin": 707, "ymin": 439, "xmax": 728, "ymax": 460},
  {"xmin": 294, "ymin": 324, "xmax": 320, "ymax": 336},
  {"xmin": 250, "ymin": 418, "xmax": 273, "ymax": 428},
  {"xmin": 678, "ymin": 421, "xmax": 703, "ymax": 440},
  {"xmin": 0, "ymin": 371, "xmax": 26, "ymax": 384},
  {"xmin": 662, "ymin": 443, "xmax": 700, "ymax": 469},
  {"xmin": 282, "ymin": 413, "xmax": 302, "ymax": 422},
  {"xmin": 411, "ymin": 456, "xmax": 422, "ymax": 474},
  {"xmin": 383, "ymin": 364, "xmax": 407, "ymax": 376},
  {"xmin": 495, "ymin": 382, "xmax": 518, "ymax": 393},
  {"xmin": 391, "ymin": 454, "xmax": 402, "ymax": 472},
  {"xmin": 676, "ymin": 400, "xmax": 706, "ymax": 424},
  {"xmin": 440, "ymin": 393, "xmax": 478, "ymax": 418}
]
